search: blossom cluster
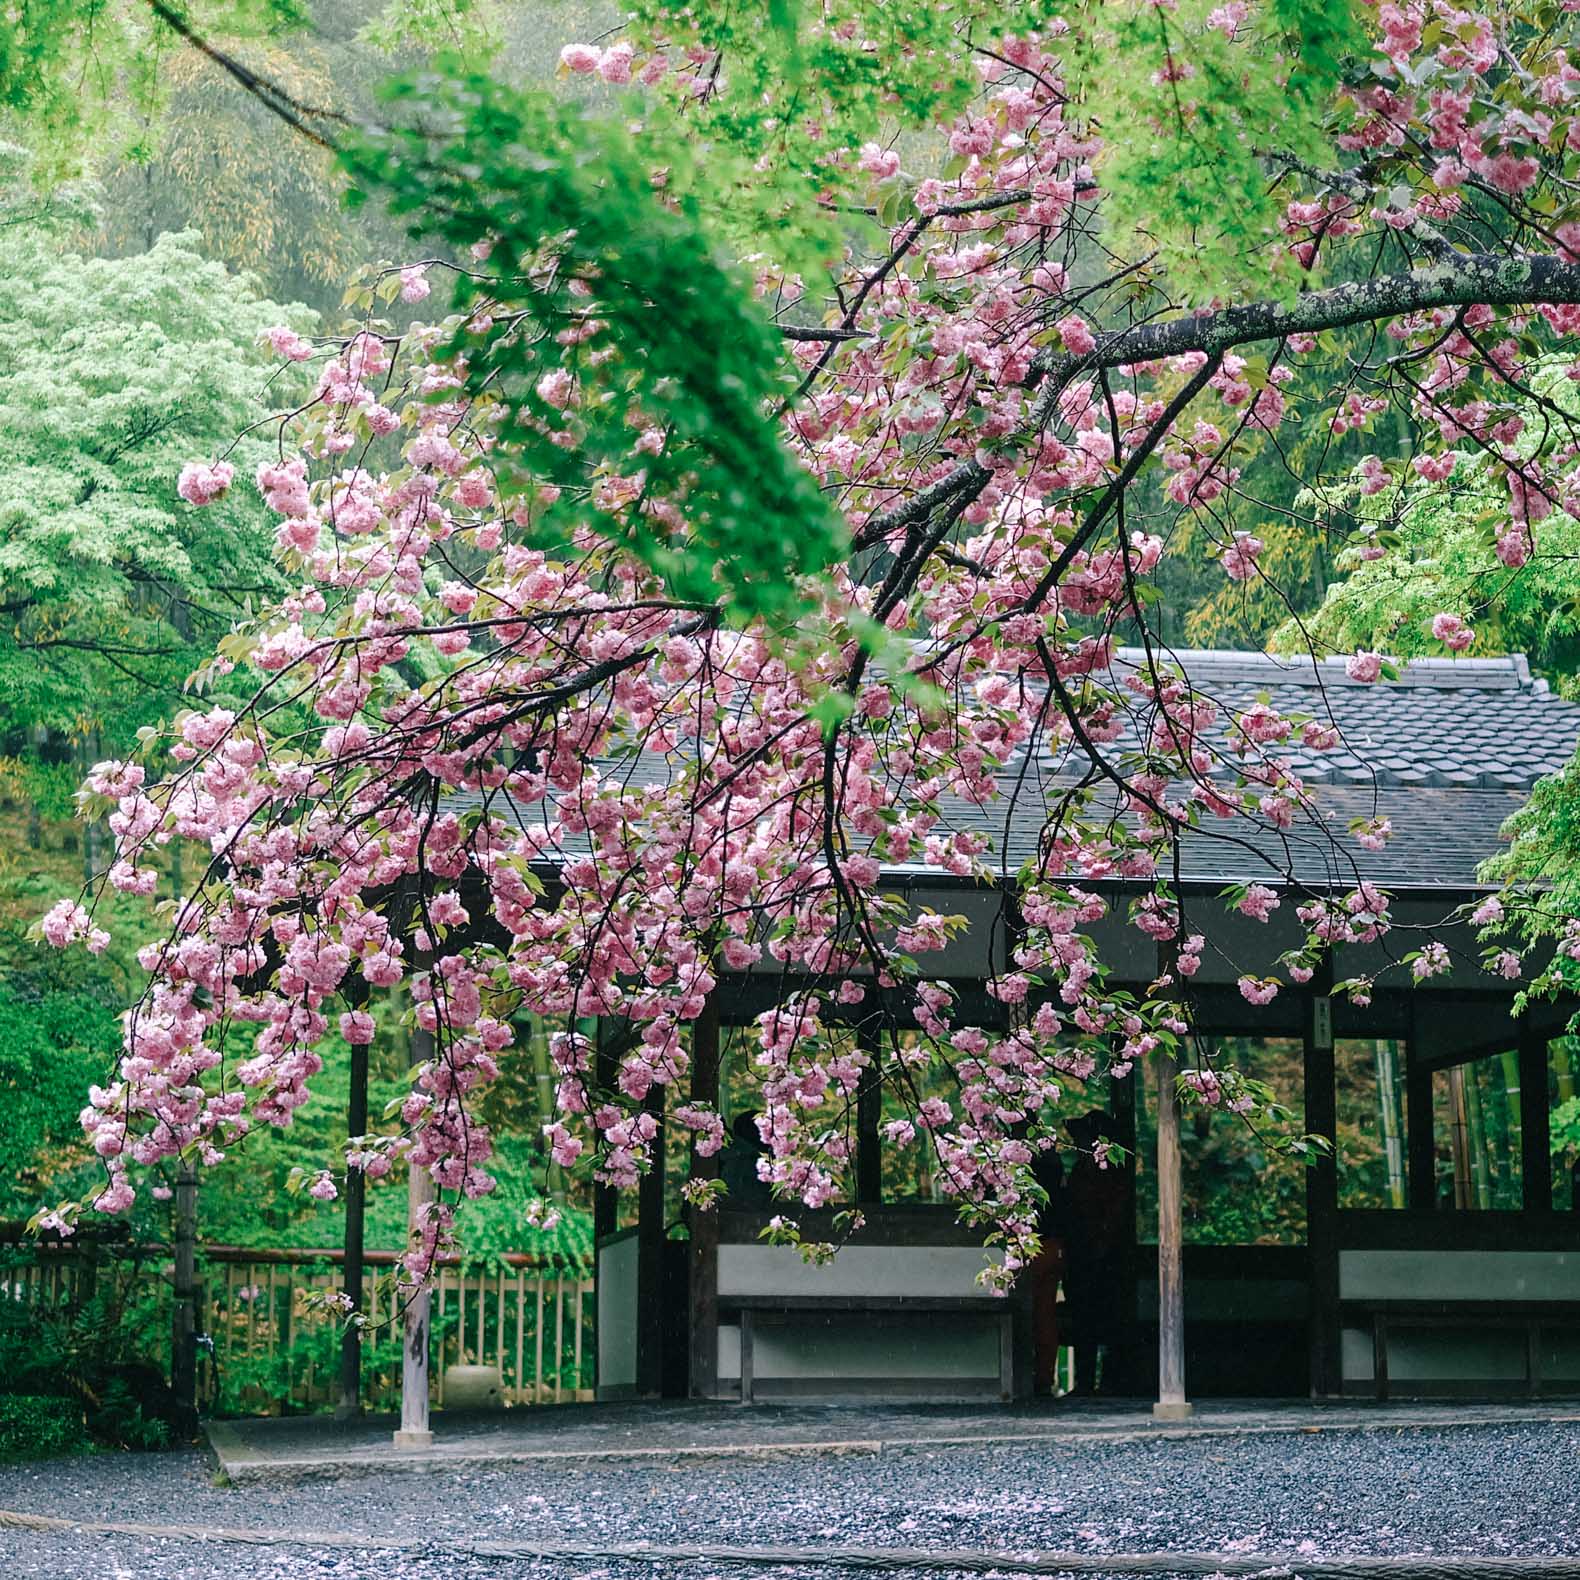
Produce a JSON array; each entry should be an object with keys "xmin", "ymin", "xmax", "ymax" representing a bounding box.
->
[{"xmin": 42, "ymin": 5, "xmax": 1571, "ymax": 1282}]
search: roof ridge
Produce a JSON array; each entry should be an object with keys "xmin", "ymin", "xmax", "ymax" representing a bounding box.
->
[{"xmin": 1111, "ymin": 646, "xmax": 1538, "ymax": 692}]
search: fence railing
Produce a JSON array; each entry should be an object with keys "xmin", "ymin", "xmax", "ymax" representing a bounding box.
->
[
  {"xmin": 203, "ymin": 1246, "xmax": 595, "ymax": 1414},
  {"xmin": 1, "ymin": 1240, "xmax": 594, "ymax": 1418}
]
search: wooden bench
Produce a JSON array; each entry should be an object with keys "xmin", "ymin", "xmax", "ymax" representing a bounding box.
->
[
  {"xmin": 720, "ymin": 1292, "xmax": 1019, "ymax": 1402},
  {"xmin": 713, "ymin": 1213, "xmax": 1029, "ymax": 1401},
  {"xmin": 1341, "ymin": 1298, "xmax": 1580, "ymax": 1399}
]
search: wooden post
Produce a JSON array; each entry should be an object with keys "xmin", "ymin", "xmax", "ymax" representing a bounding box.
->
[
  {"xmin": 1405, "ymin": 1003, "xmax": 1437, "ymax": 1210},
  {"xmin": 1153, "ymin": 1042, "xmax": 1191, "ymax": 1421},
  {"xmin": 688, "ymin": 996, "xmax": 722, "ymax": 1399},
  {"xmin": 635, "ymin": 1082, "xmax": 667, "ymax": 1397},
  {"xmin": 336, "ymin": 1018, "xmax": 370, "ymax": 1421},
  {"xmin": 1109, "ymin": 1057, "xmax": 1140, "ymax": 1398},
  {"xmin": 171, "ymin": 1162, "xmax": 199, "ymax": 1432},
  {"xmin": 394, "ymin": 1022, "xmax": 435, "ymax": 1448},
  {"xmin": 1520, "ymin": 1024, "xmax": 1552, "ymax": 1214},
  {"xmin": 855, "ymin": 1020, "xmax": 883, "ymax": 1205},
  {"xmin": 1303, "ymin": 972, "xmax": 1340, "ymax": 1399}
]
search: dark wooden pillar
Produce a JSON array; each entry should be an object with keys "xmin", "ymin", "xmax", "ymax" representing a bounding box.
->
[
  {"xmin": 1406, "ymin": 1003, "xmax": 1437, "ymax": 1211},
  {"xmin": 1520, "ymin": 1025, "xmax": 1552, "ymax": 1214},
  {"xmin": 1303, "ymin": 970, "xmax": 1340, "ymax": 1398},
  {"xmin": 855, "ymin": 1021, "xmax": 883, "ymax": 1205},
  {"xmin": 635, "ymin": 1083, "xmax": 667, "ymax": 1397},
  {"xmin": 688, "ymin": 998, "xmax": 722, "ymax": 1399},
  {"xmin": 336, "ymin": 1029, "xmax": 370, "ymax": 1420},
  {"xmin": 170, "ymin": 1163, "xmax": 199, "ymax": 1432},
  {"xmin": 1109, "ymin": 1062, "xmax": 1140, "ymax": 1396},
  {"xmin": 593, "ymin": 1023, "xmax": 618, "ymax": 1245}
]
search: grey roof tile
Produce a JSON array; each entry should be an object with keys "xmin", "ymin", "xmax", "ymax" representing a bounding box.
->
[{"xmin": 450, "ymin": 650, "xmax": 1577, "ymax": 895}]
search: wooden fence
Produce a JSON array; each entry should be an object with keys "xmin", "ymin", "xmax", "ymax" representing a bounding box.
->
[
  {"xmin": 1, "ymin": 1240, "xmax": 594, "ymax": 1417},
  {"xmin": 203, "ymin": 1246, "xmax": 596, "ymax": 1414}
]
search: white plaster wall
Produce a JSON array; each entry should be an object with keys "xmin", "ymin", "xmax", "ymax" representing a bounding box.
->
[
  {"xmin": 716, "ymin": 1313, "xmax": 999, "ymax": 1381},
  {"xmin": 1341, "ymin": 1325, "xmax": 1374, "ymax": 1381},
  {"xmin": 1387, "ymin": 1326, "xmax": 1527, "ymax": 1382},
  {"xmin": 717, "ymin": 1243, "xmax": 999, "ymax": 1299},
  {"xmin": 1339, "ymin": 1249, "xmax": 1580, "ymax": 1302},
  {"xmin": 597, "ymin": 1236, "xmax": 639, "ymax": 1390}
]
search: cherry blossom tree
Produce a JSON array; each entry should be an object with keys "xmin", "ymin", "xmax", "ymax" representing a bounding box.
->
[{"xmin": 34, "ymin": 0, "xmax": 1580, "ymax": 1286}]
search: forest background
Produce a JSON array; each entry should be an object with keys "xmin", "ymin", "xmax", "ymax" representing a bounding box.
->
[{"xmin": 3, "ymin": 0, "xmax": 1580, "ymax": 1309}]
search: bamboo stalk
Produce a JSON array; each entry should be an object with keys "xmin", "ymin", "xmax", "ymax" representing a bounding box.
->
[
  {"xmin": 1375, "ymin": 1040, "xmax": 1406, "ymax": 1209},
  {"xmin": 1463, "ymin": 1061, "xmax": 1494, "ymax": 1208},
  {"xmin": 438, "ymin": 1267, "xmax": 449, "ymax": 1405},
  {"xmin": 514, "ymin": 1271, "xmax": 526, "ymax": 1406},
  {"xmin": 1555, "ymin": 1038, "xmax": 1576, "ymax": 1104},
  {"xmin": 573, "ymin": 1276, "xmax": 586, "ymax": 1393},
  {"xmin": 554, "ymin": 1275, "xmax": 565, "ymax": 1404},
  {"xmin": 1500, "ymin": 1046, "xmax": 1525, "ymax": 1204},
  {"xmin": 495, "ymin": 1268, "xmax": 505, "ymax": 1393},
  {"xmin": 533, "ymin": 1274, "xmax": 544, "ymax": 1404}
]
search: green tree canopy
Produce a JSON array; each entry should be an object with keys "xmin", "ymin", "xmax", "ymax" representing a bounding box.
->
[{"xmin": 0, "ymin": 196, "xmax": 311, "ymax": 754}]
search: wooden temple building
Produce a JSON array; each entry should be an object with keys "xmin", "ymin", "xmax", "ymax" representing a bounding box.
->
[{"xmin": 385, "ymin": 650, "xmax": 1580, "ymax": 1433}]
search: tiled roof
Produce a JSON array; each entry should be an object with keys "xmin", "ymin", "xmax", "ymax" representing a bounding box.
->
[
  {"xmin": 1062, "ymin": 649, "xmax": 1580, "ymax": 792},
  {"xmin": 924, "ymin": 780, "xmax": 1529, "ymax": 889},
  {"xmin": 973, "ymin": 650, "xmax": 1580, "ymax": 889},
  {"xmin": 456, "ymin": 651, "xmax": 1580, "ymax": 894}
]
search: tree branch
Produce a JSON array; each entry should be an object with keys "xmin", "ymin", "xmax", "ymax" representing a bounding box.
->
[{"xmin": 1030, "ymin": 251, "xmax": 1580, "ymax": 384}]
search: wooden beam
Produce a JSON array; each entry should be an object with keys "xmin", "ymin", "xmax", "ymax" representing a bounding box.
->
[
  {"xmin": 593, "ymin": 1022, "xmax": 617, "ymax": 1243},
  {"xmin": 855, "ymin": 1020, "xmax": 883, "ymax": 1206},
  {"xmin": 688, "ymin": 997, "xmax": 722, "ymax": 1399},
  {"xmin": 1108, "ymin": 1062, "xmax": 1140, "ymax": 1399}
]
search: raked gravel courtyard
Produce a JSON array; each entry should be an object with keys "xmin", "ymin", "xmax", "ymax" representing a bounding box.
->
[{"xmin": 3, "ymin": 1414, "xmax": 1580, "ymax": 1578}]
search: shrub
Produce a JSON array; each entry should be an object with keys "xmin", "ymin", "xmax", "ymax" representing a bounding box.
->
[{"xmin": 0, "ymin": 1394, "xmax": 88, "ymax": 1463}]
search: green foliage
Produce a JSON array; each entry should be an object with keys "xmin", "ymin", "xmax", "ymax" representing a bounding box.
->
[
  {"xmin": 1074, "ymin": 0, "xmax": 1371, "ymax": 296},
  {"xmin": 1286, "ymin": 466, "xmax": 1580, "ymax": 678},
  {"xmin": 1554, "ymin": 1095, "xmax": 1580, "ymax": 1160},
  {"xmin": 0, "ymin": 1395, "xmax": 88, "ymax": 1463},
  {"xmin": 1280, "ymin": 364, "xmax": 1580, "ymax": 905},
  {"xmin": 0, "ymin": 980, "xmax": 122, "ymax": 1219},
  {"xmin": 0, "ymin": 0, "xmax": 305, "ymax": 181},
  {"xmin": 601, "ymin": 0, "xmax": 1009, "ymax": 268},
  {"xmin": 342, "ymin": 66, "xmax": 846, "ymax": 622},
  {"xmin": 0, "ymin": 211, "xmax": 312, "ymax": 750},
  {"xmin": 1135, "ymin": 1039, "xmax": 1310, "ymax": 1246},
  {"xmin": 0, "ymin": 1249, "xmax": 174, "ymax": 1448}
]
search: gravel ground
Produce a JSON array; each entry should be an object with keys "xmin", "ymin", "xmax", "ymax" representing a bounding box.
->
[{"xmin": 3, "ymin": 1419, "xmax": 1579, "ymax": 1579}]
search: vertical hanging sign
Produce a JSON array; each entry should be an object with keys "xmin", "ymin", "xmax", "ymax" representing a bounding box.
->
[{"xmin": 1312, "ymin": 994, "xmax": 1333, "ymax": 1053}]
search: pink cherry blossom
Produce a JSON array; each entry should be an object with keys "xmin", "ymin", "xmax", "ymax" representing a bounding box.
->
[{"xmin": 177, "ymin": 460, "xmax": 235, "ymax": 507}]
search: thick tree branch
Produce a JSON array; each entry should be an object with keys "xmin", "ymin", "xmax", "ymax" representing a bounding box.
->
[{"xmin": 1030, "ymin": 251, "xmax": 1580, "ymax": 383}]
